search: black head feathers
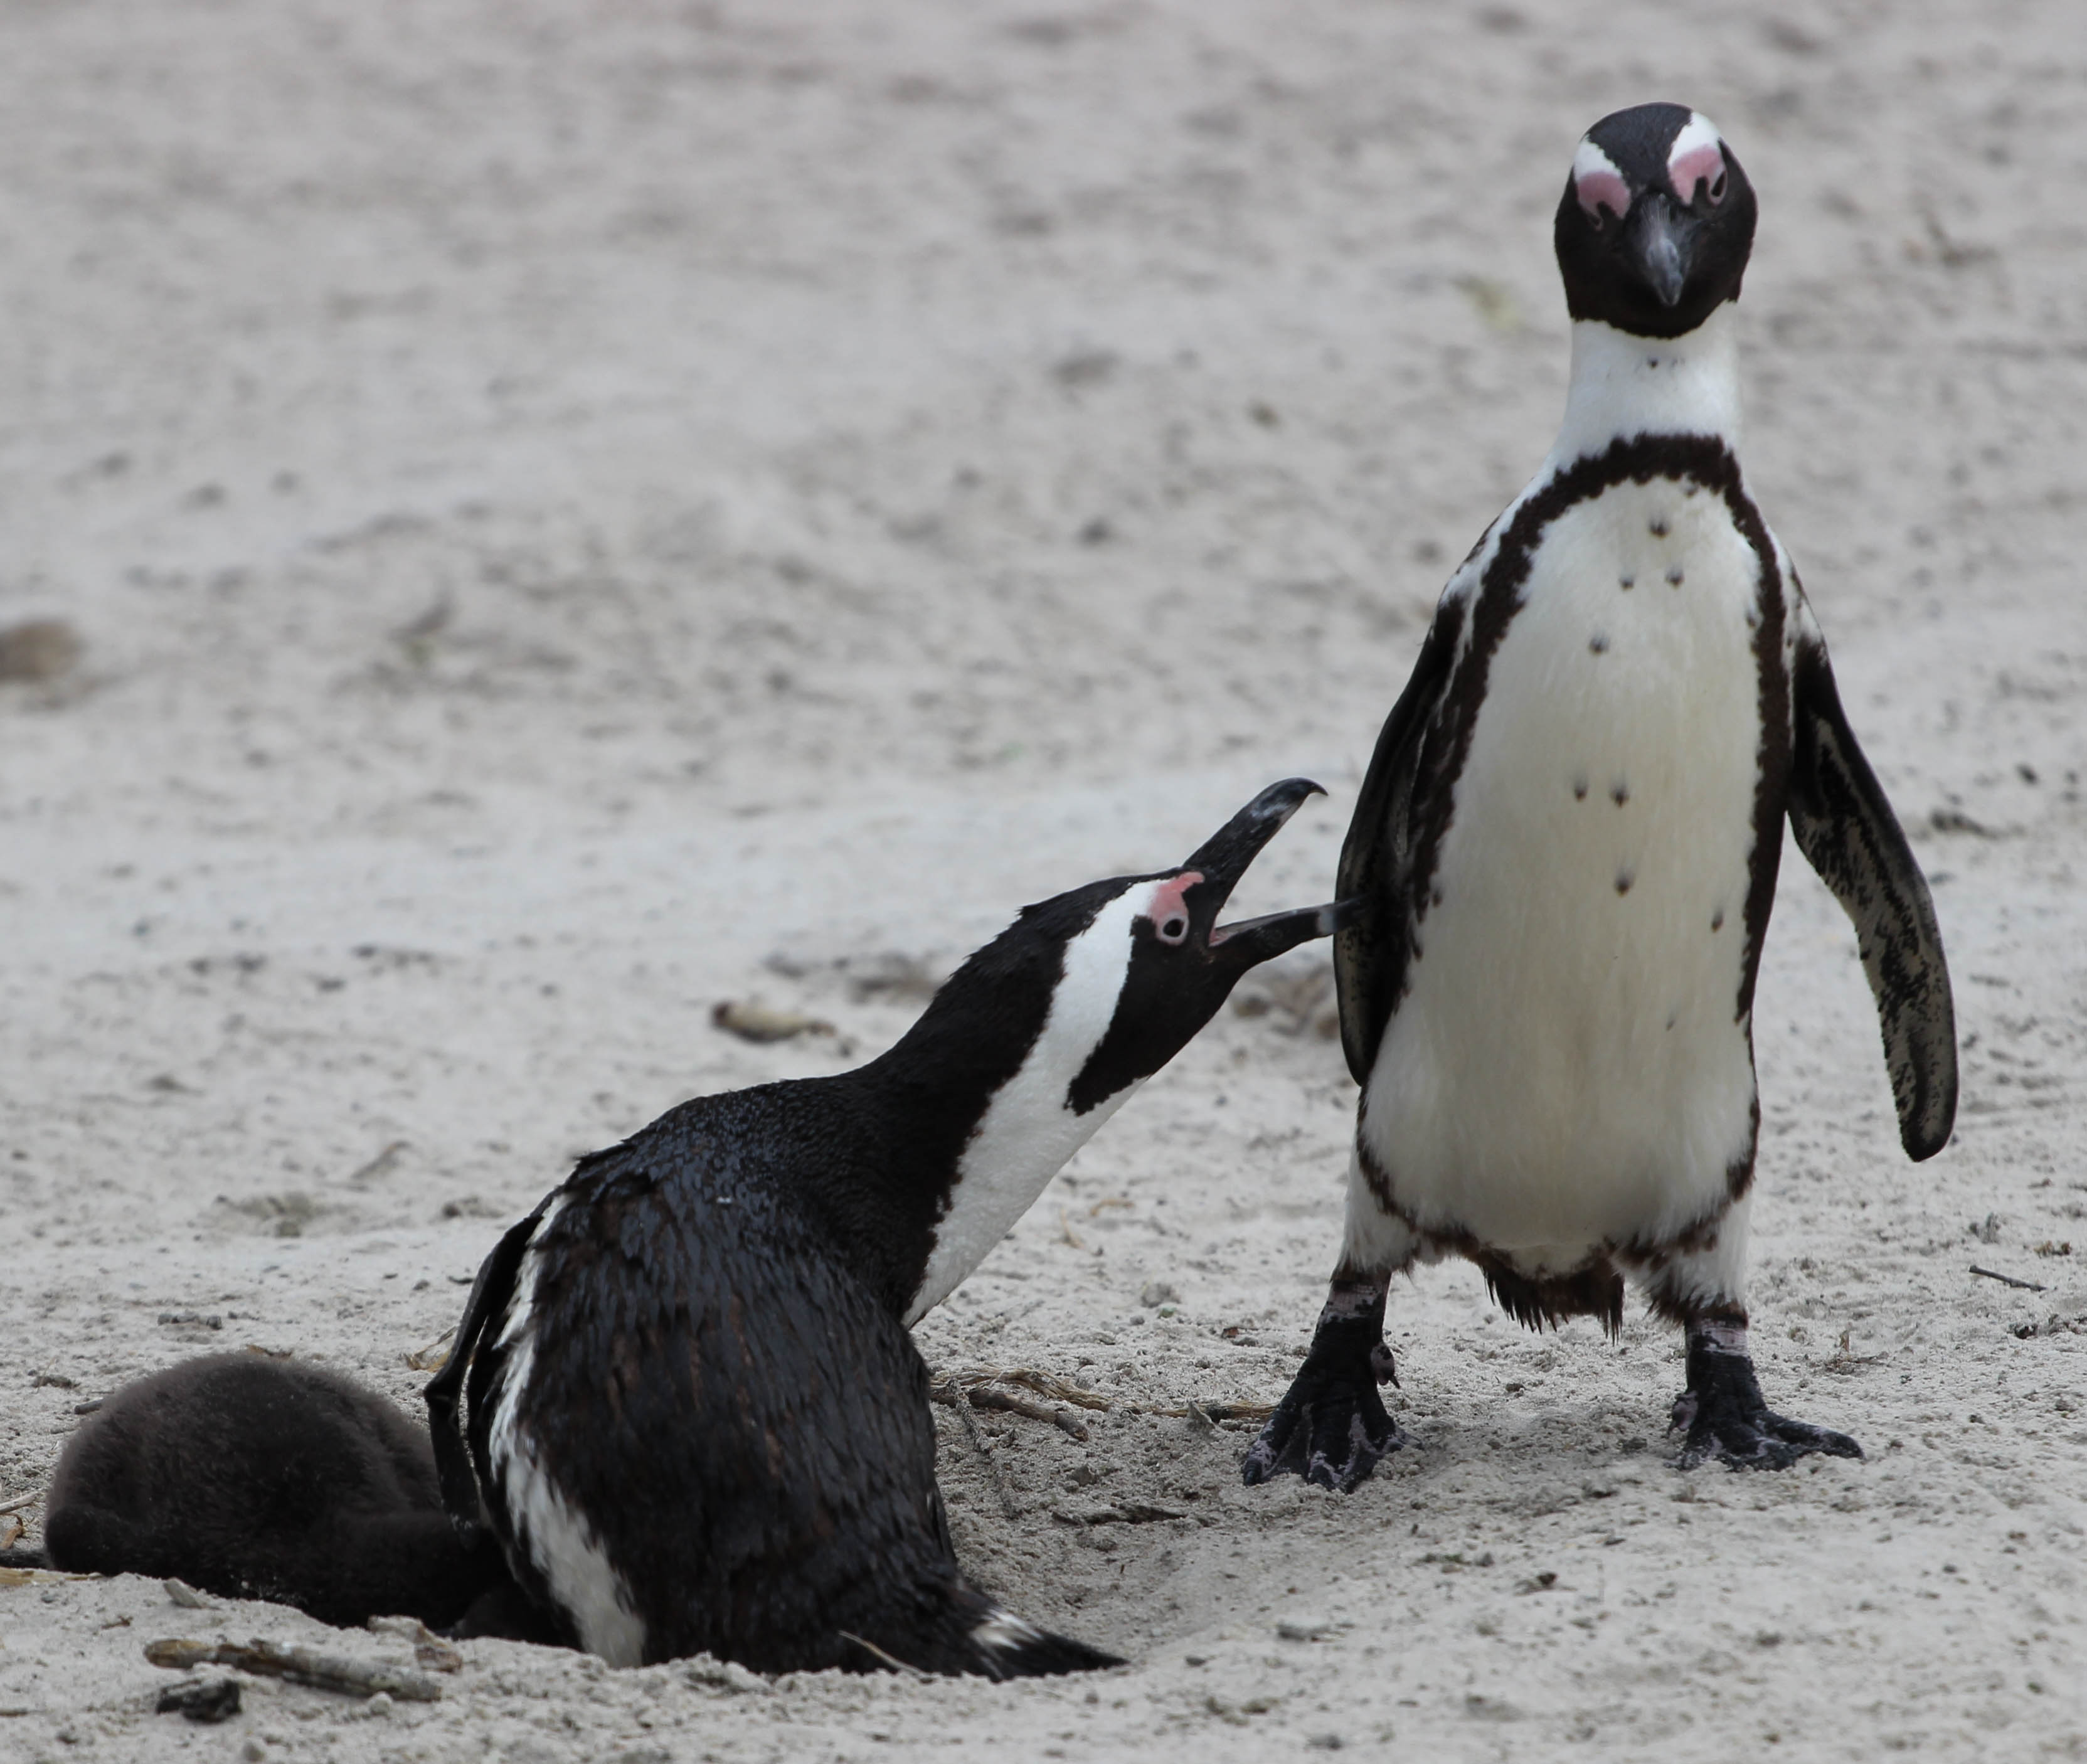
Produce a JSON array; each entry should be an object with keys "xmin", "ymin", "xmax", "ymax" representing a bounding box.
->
[{"xmin": 1554, "ymin": 103, "xmax": 1758, "ymax": 339}]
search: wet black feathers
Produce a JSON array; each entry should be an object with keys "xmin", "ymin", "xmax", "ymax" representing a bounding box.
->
[{"xmin": 467, "ymin": 1117, "xmax": 1118, "ymax": 1675}]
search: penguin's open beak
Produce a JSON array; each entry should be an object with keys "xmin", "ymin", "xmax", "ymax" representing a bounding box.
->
[
  {"xmin": 1177, "ymin": 778, "xmax": 1344, "ymax": 967},
  {"xmin": 1624, "ymin": 191, "xmax": 1698, "ymax": 309}
]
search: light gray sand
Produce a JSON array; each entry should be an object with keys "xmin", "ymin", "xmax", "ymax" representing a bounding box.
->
[{"xmin": 2, "ymin": 2, "xmax": 2083, "ymax": 1758}]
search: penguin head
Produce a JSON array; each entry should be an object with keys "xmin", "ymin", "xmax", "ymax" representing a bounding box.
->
[
  {"xmin": 1052, "ymin": 777, "xmax": 1341, "ymax": 1115},
  {"xmin": 1553, "ymin": 104, "xmax": 1757, "ymax": 340},
  {"xmin": 893, "ymin": 778, "xmax": 1341, "ymax": 1129}
]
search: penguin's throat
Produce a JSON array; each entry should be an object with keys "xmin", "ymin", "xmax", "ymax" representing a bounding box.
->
[
  {"xmin": 902, "ymin": 886, "xmax": 1157, "ymax": 1323},
  {"xmin": 1554, "ymin": 306, "xmax": 1743, "ymax": 466}
]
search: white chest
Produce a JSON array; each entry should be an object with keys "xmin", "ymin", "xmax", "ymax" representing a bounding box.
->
[{"xmin": 1365, "ymin": 475, "xmax": 1773, "ymax": 1257}]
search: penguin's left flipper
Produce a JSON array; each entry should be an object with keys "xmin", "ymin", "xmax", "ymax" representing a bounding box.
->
[
  {"xmin": 1786, "ymin": 627, "xmax": 1958, "ymax": 1161},
  {"xmin": 1669, "ymin": 1349, "xmax": 1863, "ymax": 1472}
]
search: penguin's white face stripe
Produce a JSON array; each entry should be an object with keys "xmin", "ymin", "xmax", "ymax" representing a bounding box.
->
[
  {"xmin": 905, "ymin": 880, "xmax": 1164, "ymax": 1322},
  {"xmin": 1667, "ymin": 112, "xmax": 1728, "ymax": 205},
  {"xmin": 1572, "ymin": 138, "xmax": 1630, "ymax": 225}
]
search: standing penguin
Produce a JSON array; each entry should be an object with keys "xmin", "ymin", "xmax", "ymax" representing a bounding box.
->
[
  {"xmin": 428, "ymin": 779, "xmax": 1339, "ymax": 1673},
  {"xmin": 1243, "ymin": 105, "xmax": 1956, "ymax": 1492}
]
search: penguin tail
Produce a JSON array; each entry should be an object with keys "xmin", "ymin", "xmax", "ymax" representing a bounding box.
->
[
  {"xmin": 964, "ymin": 1604, "xmax": 1123, "ymax": 1678},
  {"xmin": 840, "ymin": 1587, "xmax": 1120, "ymax": 1680}
]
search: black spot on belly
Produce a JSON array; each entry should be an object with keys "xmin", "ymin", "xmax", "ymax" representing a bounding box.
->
[
  {"xmin": 1649, "ymin": 518, "xmax": 1669, "ymax": 538},
  {"xmin": 1666, "ymin": 566, "xmax": 1685, "ymax": 587},
  {"xmin": 1588, "ymin": 632, "xmax": 1610, "ymax": 655},
  {"xmin": 1610, "ymin": 780, "xmax": 1629, "ymax": 806},
  {"xmin": 1615, "ymin": 868, "xmax": 1635, "ymax": 895},
  {"xmin": 1619, "ymin": 573, "xmax": 1635, "ymax": 590},
  {"xmin": 1711, "ymin": 908, "xmax": 1725, "ymax": 932},
  {"xmin": 1573, "ymin": 775, "xmax": 1589, "ymax": 800}
]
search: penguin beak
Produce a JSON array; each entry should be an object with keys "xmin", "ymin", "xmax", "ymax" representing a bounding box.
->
[
  {"xmin": 1176, "ymin": 778, "xmax": 1341, "ymax": 967},
  {"xmin": 1625, "ymin": 191, "xmax": 1696, "ymax": 309}
]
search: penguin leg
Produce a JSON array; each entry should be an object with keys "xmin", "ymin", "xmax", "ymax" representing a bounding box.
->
[
  {"xmin": 1243, "ymin": 1165, "xmax": 1414, "ymax": 1492},
  {"xmin": 1647, "ymin": 1204, "xmax": 1862, "ymax": 1472}
]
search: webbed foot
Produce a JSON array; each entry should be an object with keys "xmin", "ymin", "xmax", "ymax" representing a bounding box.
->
[
  {"xmin": 1669, "ymin": 1320, "xmax": 1862, "ymax": 1471},
  {"xmin": 1241, "ymin": 1281, "xmax": 1405, "ymax": 1492}
]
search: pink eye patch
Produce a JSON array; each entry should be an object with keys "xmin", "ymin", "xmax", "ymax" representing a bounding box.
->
[
  {"xmin": 1147, "ymin": 872, "xmax": 1201, "ymax": 942},
  {"xmin": 1669, "ymin": 142, "xmax": 1726, "ymax": 203},
  {"xmin": 1576, "ymin": 167, "xmax": 1630, "ymax": 224}
]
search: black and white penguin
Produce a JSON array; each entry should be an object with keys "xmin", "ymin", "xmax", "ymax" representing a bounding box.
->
[
  {"xmin": 427, "ymin": 779, "xmax": 1339, "ymax": 1674},
  {"xmin": 1242, "ymin": 105, "xmax": 1957, "ymax": 1492},
  {"xmin": 26, "ymin": 1354, "xmax": 542, "ymax": 1634}
]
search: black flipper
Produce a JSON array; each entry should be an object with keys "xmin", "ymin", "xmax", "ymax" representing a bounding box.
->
[
  {"xmin": 1333, "ymin": 610, "xmax": 1459, "ymax": 1085},
  {"xmin": 425, "ymin": 1198, "xmax": 550, "ymax": 1543},
  {"xmin": 1785, "ymin": 634, "xmax": 1958, "ymax": 1161}
]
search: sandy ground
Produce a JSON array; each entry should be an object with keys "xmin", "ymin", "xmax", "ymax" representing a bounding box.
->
[{"xmin": 3, "ymin": 1, "xmax": 2084, "ymax": 1758}]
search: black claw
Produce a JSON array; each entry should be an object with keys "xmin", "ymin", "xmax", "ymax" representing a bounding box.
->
[
  {"xmin": 1242, "ymin": 1296, "xmax": 1406, "ymax": 1494},
  {"xmin": 1670, "ymin": 1340, "xmax": 1864, "ymax": 1472}
]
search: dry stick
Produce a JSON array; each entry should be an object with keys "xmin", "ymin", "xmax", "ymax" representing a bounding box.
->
[
  {"xmin": 952, "ymin": 1400, "xmax": 1021, "ymax": 1522},
  {"xmin": 1970, "ymin": 1264, "xmax": 2047, "ymax": 1293},
  {"xmin": 964, "ymin": 1385, "xmax": 1090, "ymax": 1442},
  {"xmin": 930, "ymin": 1367, "xmax": 1271, "ymax": 1431},
  {"xmin": 838, "ymin": 1632, "xmax": 934, "ymax": 1681},
  {"xmin": 144, "ymin": 1638, "xmax": 441, "ymax": 1703},
  {"xmin": 0, "ymin": 1489, "xmax": 42, "ymax": 1516}
]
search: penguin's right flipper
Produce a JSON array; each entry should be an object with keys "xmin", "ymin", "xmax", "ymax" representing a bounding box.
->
[
  {"xmin": 1333, "ymin": 607, "xmax": 1460, "ymax": 1087},
  {"xmin": 1785, "ymin": 628, "xmax": 1958, "ymax": 1161},
  {"xmin": 424, "ymin": 1196, "xmax": 551, "ymax": 1539}
]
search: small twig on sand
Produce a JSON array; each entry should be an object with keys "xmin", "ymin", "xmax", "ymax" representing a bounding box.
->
[
  {"xmin": 145, "ymin": 1638, "xmax": 441, "ymax": 1703},
  {"xmin": 930, "ymin": 1367, "xmax": 1109, "ymax": 1412},
  {"xmin": 0, "ymin": 1489, "xmax": 44, "ymax": 1516},
  {"xmin": 929, "ymin": 1366, "xmax": 1269, "ymax": 1435},
  {"xmin": 1970, "ymin": 1265, "xmax": 2047, "ymax": 1293},
  {"xmin": 344, "ymin": 1140, "xmax": 409, "ymax": 1186},
  {"xmin": 1058, "ymin": 1208, "xmax": 1086, "ymax": 1251},
  {"xmin": 405, "ymin": 1332, "xmax": 454, "ymax": 1373},
  {"xmin": 839, "ymin": 1632, "xmax": 934, "ymax": 1679},
  {"xmin": 952, "ymin": 1401, "xmax": 1021, "ymax": 1521},
  {"xmin": 964, "ymin": 1384, "xmax": 1090, "ymax": 1441}
]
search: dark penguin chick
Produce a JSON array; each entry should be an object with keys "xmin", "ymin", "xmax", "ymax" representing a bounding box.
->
[
  {"xmin": 33, "ymin": 1355, "xmax": 541, "ymax": 1633},
  {"xmin": 1243, "ymin": 104, "xmax": 1957, "ymax": 1493},
  {"xmin": 426, "ymin": 779, "xmax": 1340, "ymax": 1675}
]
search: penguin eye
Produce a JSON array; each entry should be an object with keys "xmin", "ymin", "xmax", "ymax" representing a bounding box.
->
[
  {"xmin": 1155, "ymin": 914, "xmax": 1189, "ymax": 945},
  {"xmin": 1707, "ymin": 169, "xmax": 1728, "ymax": 206}
]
